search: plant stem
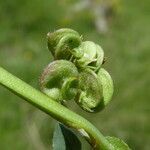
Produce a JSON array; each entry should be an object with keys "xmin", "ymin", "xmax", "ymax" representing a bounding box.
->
[{"xmin": 0, "ymin": 66, "xmax": 114, "ymax": 150}]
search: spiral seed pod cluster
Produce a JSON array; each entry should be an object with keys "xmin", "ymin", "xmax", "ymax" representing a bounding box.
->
[{"xmin": 40, "ymin": 28, "xmax": 113, "ymax": 112}]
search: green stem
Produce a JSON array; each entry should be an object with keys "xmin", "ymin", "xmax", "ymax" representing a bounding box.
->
[{"xmin": 0, "ymin": 66, "xmax": 114, "ymax": 150}]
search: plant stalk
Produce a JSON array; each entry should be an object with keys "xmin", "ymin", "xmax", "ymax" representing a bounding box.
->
[{"xmin": 0, "ymin": 66, "xmax": 114, "ymax": 150}]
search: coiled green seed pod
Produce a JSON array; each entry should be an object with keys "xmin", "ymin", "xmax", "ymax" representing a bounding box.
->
[
  {"xmin": 75, "ymin": 68, "xmax": 114, "ymax": 112},
  {"xmin": 40, "ymin": 60, "xmax": 79, "ymax": 103},
  {"xmin": 73, "ymin": 41, "xmax": 104, "ymax": 72},
  {"xmin": 75, "ymin": 69, "xmax": 104, "ymax": 112},
  {"xmin": 47, "ymin": 28, "xmax": 82, "ymax": 60},
  {"xmin": 45, "ymin": 28, "xmax": 113, "ymax": 113}
]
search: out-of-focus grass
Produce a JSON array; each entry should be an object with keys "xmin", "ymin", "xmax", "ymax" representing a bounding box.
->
[{"xmin": 0, "ymin": 0, "xmax": 149, "ymax": 149}]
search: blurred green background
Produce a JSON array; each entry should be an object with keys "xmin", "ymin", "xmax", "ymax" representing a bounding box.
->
[{"xmin": 0, "ymin": 0, "xmax": 150, "ymax": 149}]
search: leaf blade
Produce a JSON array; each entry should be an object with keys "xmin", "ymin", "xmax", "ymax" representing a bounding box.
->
[
  {"xmin": 60, "ymin": 124, "xmax": 82, "ymax": 150},
  {"xmin": 53, "ymin": 123, "xmax": 66, "ymax": 150}
]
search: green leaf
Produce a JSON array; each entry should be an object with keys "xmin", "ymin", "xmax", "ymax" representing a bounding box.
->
[
  {"xmin": 106, "ymin": 136, "xmax": 131, "ymax": 150},
  {"xmin": 60, "ymin": 124, "xmax": 82, "ymax": 150},
  {"xmin": 53, "ymin": 123, "xmax": 66, "ymax": 150},
  {"xmin": 53, "ymin": 123, "xmax": 81, "ymax": 150}
]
